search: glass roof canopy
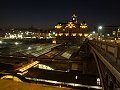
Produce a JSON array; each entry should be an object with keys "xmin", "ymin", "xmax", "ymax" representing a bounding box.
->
[{"xmin": 0, "ymin": 44, "xmax": 60, "ymax": 58}]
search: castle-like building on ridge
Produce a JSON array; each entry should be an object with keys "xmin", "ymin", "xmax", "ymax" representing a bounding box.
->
[{"xmin": 54, "ymin": 13, "xmax": 89, "ymax": 44}]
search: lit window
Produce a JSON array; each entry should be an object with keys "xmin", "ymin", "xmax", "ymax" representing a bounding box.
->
[
  {"xmin": 52, "ymin": 40, "xmax": 56, "ymax": 44},
  {"xmin": 65, "ymin": 22, "xmax": 76, "ymax": 28},
  {"xmin": 80, "ymin": 23, "xmax": 88, "ymax": 28},
  {"xmin": 84, "ymin": 34, "xmax": 88, "ymax": 37},
  {"xmin": 59, "ymin": 33, "xmax": 63, "ymax": 36},
  {"xmin": 55, "ymin": 33, "xmax": 58, "ymax": 36},
  {"xmin": 80, "ymin": 26, "xmax": 88, "ymax": 28},
  {"xmin": 72, "ymin": 33, "xmax": 76, "ymax": 36},
  {"xmin": 79, "ymin": 33, "xmax": 82, "ymax": 36},
  {"xmin": 55, "ymin": 24, "xmax": 62, "ymax": 29},
  {"xmin": 97, "ymin": 78, "xmax": 101, "ymax": 85},
  {"xmin": 65, "ymin": 33, "xmax": 69, "ymax": 36}
]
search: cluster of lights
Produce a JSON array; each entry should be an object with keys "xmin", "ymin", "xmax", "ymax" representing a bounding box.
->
[
  {"xmin": 56, "ymin": 33, "xmax": 88, "ymax": 37},
  {"xmin": 72, "ymin": 33, "xmax": 76, "ymax": 36},
  {"xmin": 5, "ymin": 31, "xmax": 36, "ymax": 39},
  {"xmin": 0, "ymin": 40, "xmax": 21, "ymax": 45},
  {"xmin": 55, "ymin": 24, "xmax": 62, "ymax": 29},
  {"xmin": 55, "ymin": 22, "xmax": 88, "ymax": 29},
  {"xmin": 36, "ymin": 31, "xmax": 56, "ymax": 39},
  {"xmin": 17, "ymin": 61, "xmax": 39, "ymax": 72},
  {"xmin": 65, "ymin": 22, "xmax": 76, "ymax": 28},
  {"xmin": 80, "ymin": 23, "xmax": 88, "ymax": 28}
]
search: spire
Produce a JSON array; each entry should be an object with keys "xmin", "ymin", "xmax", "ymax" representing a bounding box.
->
[{"xmin": 71, "ymin": 12, "xmax": 77, "ymax": 24}]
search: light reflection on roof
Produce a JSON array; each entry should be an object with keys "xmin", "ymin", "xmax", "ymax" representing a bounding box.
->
[{"xmin": 0, "ymin": 44, "xmax": 60, "ymax": 58}]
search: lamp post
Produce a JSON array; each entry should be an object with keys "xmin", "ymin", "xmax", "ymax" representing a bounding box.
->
[
  {"xmin": 92, "ymin": 31, "xmax": 96, "ymax": 39},
  {"xmin": 98, "ymin": 26, "xmax": 102, "ymax": 40}
]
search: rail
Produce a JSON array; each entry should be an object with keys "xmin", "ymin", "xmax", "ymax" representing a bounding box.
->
[
  {"xmin": 89, "ymin": 40, "xmax": 120, "ymax": 69},
  {"xmin": 89, "ymin": 40, "xmax": 120, "ymax": 84}
]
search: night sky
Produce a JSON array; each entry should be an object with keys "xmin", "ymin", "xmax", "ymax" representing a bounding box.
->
[{"xmin": 0, "ymin": 0, "xmax": 120, "ymax": 29}]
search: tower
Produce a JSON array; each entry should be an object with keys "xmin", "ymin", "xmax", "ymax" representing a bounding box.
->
[{"xmin": 71, "ymin": 12, "xmax": 77, "ymax": 24}]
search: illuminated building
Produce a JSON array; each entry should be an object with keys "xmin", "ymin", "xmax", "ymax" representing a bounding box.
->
[
  {"xmin": 71, "ymin": 13, "xmax": 77, "ymax": 24},
  {"xmin": 54, "ymin": 13, "xmax": 89, "ymax": 44},
  {"xmin": 80, "ymin": 21, "xmax": 88, "ymax": 29},
  {"xmin": 55, "ymin": 23, "xmax": 62, "ymax": 29},
  {"xmin": 65, "ymin": 21, "xmax": 76, "ymax": 28}
]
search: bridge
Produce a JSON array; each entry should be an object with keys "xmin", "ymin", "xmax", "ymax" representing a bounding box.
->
[
  {"xmin": 1, "ymin": 39, "xmax": 120, "ymax": 89},
  {"xmin": 84, "ymin": 39, "xmax": 120, "ymax": 90}
]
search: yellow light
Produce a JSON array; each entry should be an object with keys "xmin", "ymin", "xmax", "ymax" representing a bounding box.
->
[
  {"xmin": 0, "ymin": 41, "xmax": 2, "ymax": 44},
  {"xmin": 65, "ymin": 33, "xmax": 69, "ymax": 36},
  {"xmin": 84, "ymin": 34, "xmax": 88, "ymax": 37},
  {"xmin": 80, "ymin": 22, "xmax": 88, "ymax": 28},
  {"xmin": 80, "ymin": 25, "xmax": 88, "ymax": 28},
  {"xmin": 65, "ymin": 22, "xmax": 76, "ymax": 28},
  {"xmin": 55, "ymin": 33, "xmax": 58, "ymax": 36},
  {"xmin": 59, "ymin": 33, "xmax": 63, "ymax": 36},
  {"xmin": 79, "ymin": 33, "xmax": 82, "ymax": 36},
  {"xmin": 72, "ymin": 33, "xmax": 76, "ymax": 36},
  {"xmin": 55, "ymin": 24, "xmax": 62, "ymax": 29},
  {"xmin": 52, "ymin": 40, "xmax": 56, "ymax": 44},
  {"xmin": 17, "ymin": 61, "xmax": 39, "ymax": 72}
]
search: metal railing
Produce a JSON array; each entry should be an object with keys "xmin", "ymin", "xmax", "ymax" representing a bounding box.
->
[
  {"xmin": 89, "ymin": 40, "xmax": 120, "ymax": 70},
  {"xmin": 89, "ymin": 40, "xmax": 120, "ymax": 87}
]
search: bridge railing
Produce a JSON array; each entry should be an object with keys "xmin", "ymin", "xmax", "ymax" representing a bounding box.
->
[{"xmin": 89, "ymin": 40, "xmax": 120, "ymax": 71}]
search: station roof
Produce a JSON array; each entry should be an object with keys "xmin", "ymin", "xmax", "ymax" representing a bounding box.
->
[
  {"xmin": 0, "ymin": 44, "xmax": 60, "ymax": 58},
  {"xmin": 54, "ymin": 46, "xmax": 80, "ymax": 60}
]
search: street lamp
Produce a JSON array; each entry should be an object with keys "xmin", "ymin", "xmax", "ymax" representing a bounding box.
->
[
  {"xmin": 98, "ymin": 26, "xmax": 102, "ymax": 30},
  {"xmin": 0, "ymin": 40, "xmax": 2, "ymax": 44},
  {"xmin": 92, "ymin": 31, "xmax": 96, "ymax": 39},
  {"xmin": 15, "ymin": 42, "xmax": 19, "ymax": 45},
  {"xmin": 98, "ymin": 26, "xmax": 102, "ymax": 40},
  {"xmin": 92, "ymin": 31, "xmax": 95, "ymax": 34}
]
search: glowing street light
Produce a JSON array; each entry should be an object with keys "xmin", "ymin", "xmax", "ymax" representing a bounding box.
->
[
  {"xmin": 53, "ymin": 32, "xmax": 55, "ymax": 35},
  {"xmin": 107, "ymin": 34, "xmax": 110, "ymax": 36},
  {"xmin": 15, "ymin": 42, "xmax": 19, "ymax": 45},
  {"xmin": 28, "ymin": 46, "xmax": 32, "ymax": 50},
  {"xmin": 75, "ymin": 76, "xmax": 78, "ymax": 79},
  {"xmin": 98, "ymin": 26, "xmax": 102, "ymax": 30},
  {"xmin": 92, "ymin": 31, "xmax": 96, "ymax": 39},
  {"xmin": 92, "ymin": 31, "xmax": 95, "ymax": 34},
  {"xmin": 98, "ymin": 26, "xmax": 103, "ymax": 40},
  {"xmin": 0, "ymin": 40, "xmax": 2, "ymax": 44}
]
